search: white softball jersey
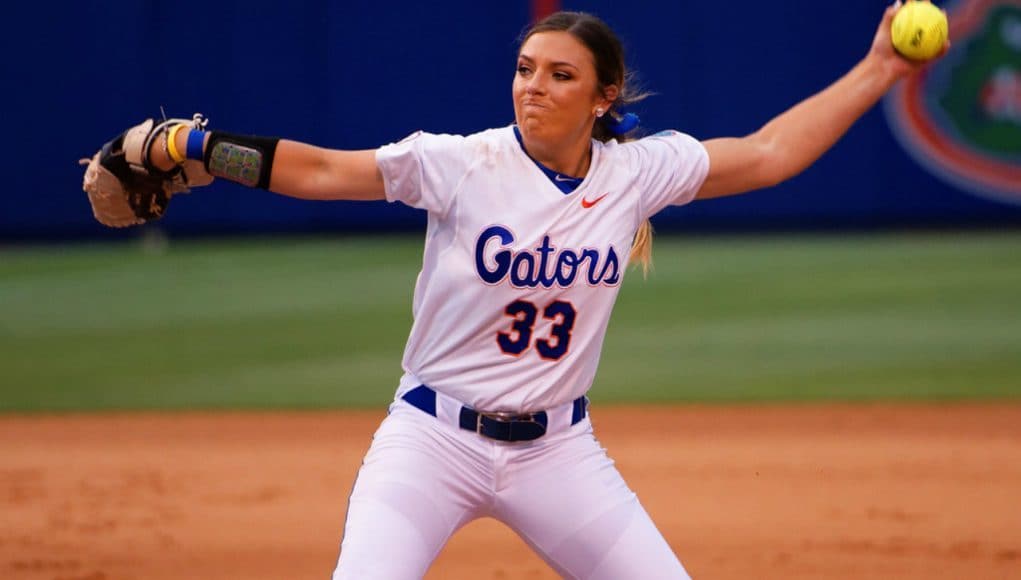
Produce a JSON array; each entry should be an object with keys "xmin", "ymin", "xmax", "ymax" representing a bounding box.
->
[{"xmin": 376, "ymin": 125, "xmax": 709, "ymax": 413}]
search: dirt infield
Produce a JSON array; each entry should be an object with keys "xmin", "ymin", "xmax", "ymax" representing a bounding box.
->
[{"xmin": 2, "ymin": 404, "xmax": 1019, "ymax": 580}]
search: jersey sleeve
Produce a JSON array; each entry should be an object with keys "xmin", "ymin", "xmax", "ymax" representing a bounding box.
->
[
  {"xmin": 626, "ymin": 130, "xmax": 710, "ymax": 219},
  {"xmin": 375, "ymin": 131, "xmax": 471, "ymax": 216}
]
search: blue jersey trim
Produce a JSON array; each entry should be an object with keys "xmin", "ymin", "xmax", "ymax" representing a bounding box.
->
[
  {"xmin": 513, "ymin": 126, "xmax": 582, "ymax": 195},
  {"xmin": 402, "ymin": 385, "xmax": 436, "ymax": 416}
]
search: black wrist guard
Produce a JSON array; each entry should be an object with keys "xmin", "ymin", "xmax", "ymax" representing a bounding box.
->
[{"xmin": 203, "ymin": 131, "xmax": 280, "ymax": 189}]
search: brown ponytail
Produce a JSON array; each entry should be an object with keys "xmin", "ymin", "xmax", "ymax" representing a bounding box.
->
[{"xmin": 629, "ymin": 219, "xmax": 654, "ymax": 276}]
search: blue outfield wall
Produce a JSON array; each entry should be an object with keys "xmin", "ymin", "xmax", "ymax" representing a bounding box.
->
[{"xmin": 4, "ymin": 0, "xmax": 1019, "ymax": 241}]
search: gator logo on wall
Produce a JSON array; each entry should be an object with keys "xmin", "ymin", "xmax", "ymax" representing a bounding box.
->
[{"xmin": 884, "ymin": 0, "xmax": 1021, "ymax": 204}]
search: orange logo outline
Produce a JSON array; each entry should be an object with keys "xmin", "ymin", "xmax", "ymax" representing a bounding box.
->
[{"xmin": 581, "ymin": 193, "xmax": 609, "ymax": 208}]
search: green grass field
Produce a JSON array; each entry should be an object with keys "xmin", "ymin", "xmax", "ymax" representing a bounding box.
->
[{"xmin": 2, "ymin": 231, "xmax": 1020, "ymax": 412}]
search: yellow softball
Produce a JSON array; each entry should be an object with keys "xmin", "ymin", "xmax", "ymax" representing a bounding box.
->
[{"xmin": 891, "ymin": 0, "xmax": 949, "ymax": 61}]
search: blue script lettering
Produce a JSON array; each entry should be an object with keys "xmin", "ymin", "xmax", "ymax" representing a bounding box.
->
[{"xmin": 474, "ymin": 225, "xmax": 621, "ymax": 288}]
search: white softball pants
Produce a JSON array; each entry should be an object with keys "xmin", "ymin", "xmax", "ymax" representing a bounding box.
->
[{"xmin": 332, "ymin": 400, "xmax": 691, "ymax": 579}]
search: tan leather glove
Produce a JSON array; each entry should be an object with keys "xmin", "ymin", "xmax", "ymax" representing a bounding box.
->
[{"xmin": 80, "ymin": 114, "xmax": 213, "ymax": 228}]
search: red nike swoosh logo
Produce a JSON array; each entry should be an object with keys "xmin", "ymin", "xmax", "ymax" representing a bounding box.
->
[{"xmin": 581, "ymin": 193, "xmax": 609, "ymax": 209}]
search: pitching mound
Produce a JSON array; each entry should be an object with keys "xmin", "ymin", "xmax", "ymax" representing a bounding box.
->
[{"xmin": 2, "ymin": 404, "xmax": 1019, "ymax": 579}]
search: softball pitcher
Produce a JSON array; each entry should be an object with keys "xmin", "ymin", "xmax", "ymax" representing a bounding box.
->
[{"xmin": 81, "ymin": 6, "xmax": 943, "ymax": 578}]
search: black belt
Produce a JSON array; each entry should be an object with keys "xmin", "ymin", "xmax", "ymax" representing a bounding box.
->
[{"xmin": 401, "ymin": 384, "xmax": 587, "ymax": 442}]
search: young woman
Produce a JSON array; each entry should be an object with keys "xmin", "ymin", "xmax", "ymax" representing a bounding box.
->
[{"xmin": 132, "ymin": 6, "xmax": 939, "ymax": 578}]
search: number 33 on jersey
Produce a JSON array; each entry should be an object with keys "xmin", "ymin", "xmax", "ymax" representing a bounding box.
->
[{"xmin": 376, "ymin": 126, "xmax": 708, "ymax": 412}]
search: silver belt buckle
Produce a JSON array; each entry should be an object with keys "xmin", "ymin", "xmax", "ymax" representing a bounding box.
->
[{"xmin": 477, "ymin": 411, "xmax": 534, "ymax": 433}]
